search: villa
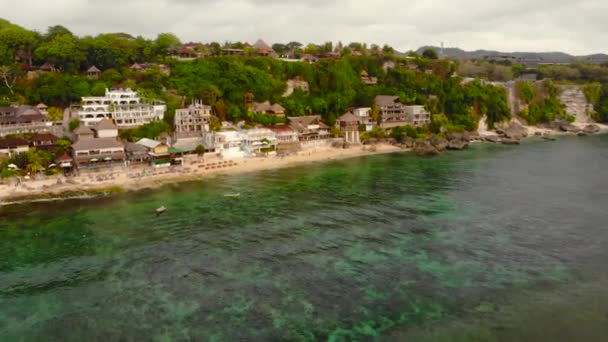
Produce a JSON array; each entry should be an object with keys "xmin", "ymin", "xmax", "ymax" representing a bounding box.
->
[
  {"xmin": 252, "ymin": 101, "xmax": 286, "ymax": 116},
  {"xmin": 269, "ymin": 125, "xmax": 301, "ymax": 155},
  {"xmin": 74, "ymin": 88, "xmax": 166, "ymax": 127},
  {"xmin": 288, "ymin": 115, "xmax": 331, "ymax": 142},
  {"xmin": 352, "ymin": 107, "xmax": 375, "ymax": 131},
  {"xmin": 0, "ymin": 105, "xmax": 61, "ymax": 137},
  {"xmin": 0, "ymin": 137, "xmax": 29, "ymax": 157},
  {"xmin": 374, "ymin": 96, "xmax": 432, "ymax": 127}
]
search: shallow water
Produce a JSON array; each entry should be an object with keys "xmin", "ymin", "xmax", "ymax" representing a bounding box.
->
[{"xmin": 1, "ymin": 135, "xmax": 607, "ymax": 341}]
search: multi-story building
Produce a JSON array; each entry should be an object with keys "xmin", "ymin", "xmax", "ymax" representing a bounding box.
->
[
  {"xmin": 71, "ymin": 120, "xmax": 125, "ymax": 168},
  {"xmin": 352, "ymin": 107, "xmax": 374, "ymax": 131},
  {"xmin": 375, "ymin": 96, "xmax": 431, "ymax": 127},
  {"xmin": 404, "ymin": 105, "xmax": 431, "ymax": 126},
  {"xmin": 213, "ymin": 128, "xmax": 278, "ymax": 158},
  {"xmin": 288, "ymin": 115, "xmax": 331, "ymax": 141},
  {"xmin": 174, "ymin": 101, "xmax": 213, "ymax": 137},
  {"xmin": 0, "ymin": 105, "xmax": 61, "ymax": 137},
  {"xmin": 74, "ymin": 88, "xmax": 166, "ymax": 128},
  {"xmin": 375, "ymin": 95, "xmax": 408, "ymax": 128}
]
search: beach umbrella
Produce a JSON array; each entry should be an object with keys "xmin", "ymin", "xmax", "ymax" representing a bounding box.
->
[
  {"xmin": 104, "ymin": 157, "xmax": 112, "ymax": 161},
  {"xmin": 8, "ymin": 164, "xmax": 18, "ymax": 170},
  {"xmin": 48, "ymin": 163, "xmax": 57, "ymax": 168},
  {"xmin": 90, "ymin": 158, "xmax": 99, "ymax": 162}
]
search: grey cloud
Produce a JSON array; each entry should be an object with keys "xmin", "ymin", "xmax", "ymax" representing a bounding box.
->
[{"xmin": 1, "ymin": 0, "xmax": 606, "ymax": 54}]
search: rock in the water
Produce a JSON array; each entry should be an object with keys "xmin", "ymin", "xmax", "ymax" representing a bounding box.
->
[
  {"xmin": 430, "ymin": 136, "xmax": 448, "ymax": 151},
  {"xmin": 502, "ymin": 122, "xmax": 528, "ymax": 140},
  {"xmin": 577, "ymin": 132, "xmax": 588, "ymax": 137},
  {"xmin": 559, "ymin": 123, "xmax": 581, "ymax": 133},
  {"xmin": 534, "ymin": 131, "xmax": 542, "ymax": 136},
  {"xmin": 484, "ymin": 135, "xmax": 500, "ymax": 143},
  {"xmin": 413, "ymin": 140, "xmax": 440, "ymax": 156},
  {"xmin": 542, "ymin": 136, "xmax": 557, "ymax": 141},
  {"xmin": 465, "ymin": 131, "xmax": 481, "ymax": 141},
  {"xmin": 447, "ymin": 139, "xmax": 469, "ymax": 150},
  {"xmin": 583, "ymin": 124, "xmax": 600, "ymax": 134},
  {"xmin": 501, "ymin": 138, "xmax": 520, "ymax": 145}
]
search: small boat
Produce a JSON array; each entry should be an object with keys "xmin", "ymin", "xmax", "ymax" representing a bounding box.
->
[
  {"xmin": 224, "ymin": 193, "xmax": 240, "ymax": 198},
  {"xmin": 155, "ymin": 206, "xmax": 167, "ymax": 215}
]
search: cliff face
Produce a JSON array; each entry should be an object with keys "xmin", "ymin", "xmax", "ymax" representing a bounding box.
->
[{"xmin": 559, "ymin": 86, "xmax": 594, "ymax": 124}]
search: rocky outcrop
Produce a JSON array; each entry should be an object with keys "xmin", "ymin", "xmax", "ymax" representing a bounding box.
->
[
  {"xmin": 447, "ymin": 139, "xmax": 469, "ymax": 150},
  {"xmin": 413, "ymin": 140, "xmax": 440, "ymax": 156},
  {"xmin": 583, "ymin": 124, "xmax": 600, "ymax": 134},
  {"xmin": 559, "ymin": 122, "xmax": 581, "ymax": 133},
  {"xmin": 430, "ymin": 136, "xmax": 448, "ymax": 152},
  {"xmin": 484, "ymin": 135, "xmax": 500, "ymax": 143},
  {"xmin": 497, "ymin": 122, "xmax": 528, "ymax": 140}
]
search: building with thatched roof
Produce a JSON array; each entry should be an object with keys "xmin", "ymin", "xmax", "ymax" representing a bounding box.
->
[{"xmin": 86, "ymin": 66, "xmax": 101, "ymax": 79}]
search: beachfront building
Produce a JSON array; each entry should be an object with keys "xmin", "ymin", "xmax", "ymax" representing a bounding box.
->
[
  {"xmin": 134, "ymin": 138, "xmax": 185, "ymax": 167},
  {"xmin": 71, "ymin": 122, "xmax": 125, "ymax": 168},
  {"xmin": 213, "ymin": 128, "xmax": 278, "ymax": 158},
  {"xmin": 405, "ymin": 105, "xmax": 431, "ymax": 126},
  {"xmin": 174, "ymin": 101, "xmax": 213, "ymax": 137},
  {"xmin": 352, "ymin": 107, "xmax": 375, "ymax": 131},
  {"xmin": 374, "ymin": 96, "xmax": 431, "ymax": 127},
  {"xmin": 288, "ymin": 115, "xmax": 332, "ymax": 142},
  {"xmin": 214, "ymin": 131, "xmax": 246, "ymax": 159},
  {"xmin": 0, "ymin": 105, "xmax": 61, "ymax": 137},
  {"xmin": 269, "ymin": 125, "xmax": 300, "ymax": 155},
  {"xmin": 241, "ymin": 128, "xmax": 277, "ymax": 156},
  {"xmin": 74, "ymin": 88, "xmax": 166, "ymax": 127},
  {"xmin": 375, "ymin": 95, "xmax": 409, "ymax": 128},
  {"xmin": 72, "ymin": 137, "xmax": 126, "ymax": 168},
  {"xmin": 0, "ymin": 138, "xmax": 29, "ymax": 157},
  {"xmin": 336, "ymin": 112, "xmax": 361, "ymax": 144}
]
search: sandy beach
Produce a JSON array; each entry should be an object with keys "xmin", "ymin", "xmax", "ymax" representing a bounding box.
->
[{"xmin": 0, "ymin": 144, "xmax": 403, "ymax": 204}]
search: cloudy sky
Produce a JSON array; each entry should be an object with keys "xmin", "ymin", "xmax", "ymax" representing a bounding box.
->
[{"xmin": 3, "ymin": 0, "xmax": 607, "ymax": 55}]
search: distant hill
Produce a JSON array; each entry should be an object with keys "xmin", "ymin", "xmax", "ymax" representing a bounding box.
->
[{"xmin": 416, "ymin": 46, "xmax": 608, "ymax": 65}]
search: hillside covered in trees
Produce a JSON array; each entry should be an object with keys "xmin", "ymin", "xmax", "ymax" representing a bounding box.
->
[{"xmin": 1, "ymin": 17, "xmax": 607, "ymax": 136}]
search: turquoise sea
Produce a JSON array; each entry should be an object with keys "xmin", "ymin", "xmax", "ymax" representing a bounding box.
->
[{"xmin": 1, "ymin": 135, "xmax": 608, "ymax": 341}]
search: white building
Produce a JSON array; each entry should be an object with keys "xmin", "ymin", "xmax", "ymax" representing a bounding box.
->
[
  {"xmin": 75, "ymin": 88, "xmax": 166, "ymax": 128},
  {"xmin": 352, "ymin": 107, "xmax": 374, "ymax": 132},
  {"xmin": 93, "ymin": 118, "xmax": 118, "ymax": 138},
  {"xmin": 241, "ymin": 128, "xmax": 277, "ymax": 156},
  {"xmin": 213, "ymin": 128, "xmax": 277, "ymax": 159},
  {"xmin": 214, "ymin": 131, "xmax": 246, "ymax": 159},
  {"xmin": 404, "ymin": 106, "xmax": 431, "ymax": 126}
]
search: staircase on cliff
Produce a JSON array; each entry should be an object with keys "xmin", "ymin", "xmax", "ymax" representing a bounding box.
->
[{"xmin": 559, "ymin": 86, "xmax": 594, "ymax": 124}]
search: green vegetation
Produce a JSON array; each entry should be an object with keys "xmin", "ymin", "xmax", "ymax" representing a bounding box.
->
[
  {"xmin": 118, "ymin": 121, "xmax": 172, "ymax": 142},
  {"xmin": 516, "ymin": 82, "xmax": 535, "ymax": 103},
  {"xmin": 518, "ymin": 80, "xmax": 573, "ymax": 125},
  {"xmin": 0, "ymin": 147, "xmax": 58, "ymax": 178},
  {"xmin": 391, "ymin": 125, "xmax": 430, "ymax": 141}
]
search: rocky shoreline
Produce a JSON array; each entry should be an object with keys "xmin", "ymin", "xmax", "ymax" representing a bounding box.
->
[{"xmin": 392, "ymin": 122, "xmax": 606, "ymax": 156}]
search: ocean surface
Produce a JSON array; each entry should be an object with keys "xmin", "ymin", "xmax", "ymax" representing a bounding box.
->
[{"xmin": 1, "ymin": 135, "xmax": 607, "ymax": 341}]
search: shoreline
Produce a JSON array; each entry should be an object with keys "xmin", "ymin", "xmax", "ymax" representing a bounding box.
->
[
  {"xmin": 0, "ymin": 144, "xmax": 403, "ymax": 206},
  {"xmin": 2, "ymin": 126, "xmax": 607, "ymax": 206}
]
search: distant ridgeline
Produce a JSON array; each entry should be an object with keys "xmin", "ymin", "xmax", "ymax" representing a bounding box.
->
[{"xmin": 1, "ymin": 16, "xmax": 608, "ymax": 137}]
